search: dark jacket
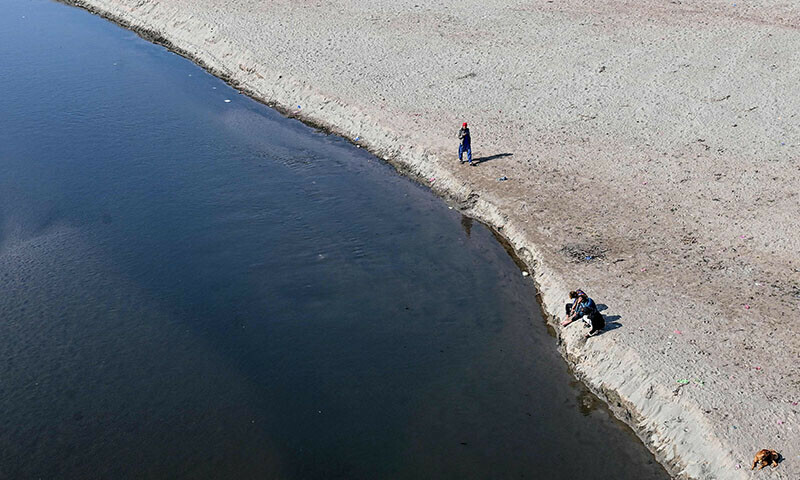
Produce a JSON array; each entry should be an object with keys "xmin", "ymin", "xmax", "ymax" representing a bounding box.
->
[
  {"xmin": 458, "ymin": 127, "xmax": 471, "ymax": 147},
  {"xmin": 574, "ymin": 297, "xmax": 597, "ymax": 319}
]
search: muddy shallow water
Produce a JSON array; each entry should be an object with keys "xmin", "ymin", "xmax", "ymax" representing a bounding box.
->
[{"xmin": 0, "ymin": 1, "xmax": 668, "ymax": 478}]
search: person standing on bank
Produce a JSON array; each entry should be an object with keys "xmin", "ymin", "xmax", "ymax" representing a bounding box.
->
[{"xmin": 458, "ymin": 122, "xmax": 473, "ymax": 165}]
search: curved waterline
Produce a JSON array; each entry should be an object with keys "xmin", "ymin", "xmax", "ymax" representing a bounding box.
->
[{"xmin": 1, "ymin": 2, "xmax": 669, "ymax": 478}]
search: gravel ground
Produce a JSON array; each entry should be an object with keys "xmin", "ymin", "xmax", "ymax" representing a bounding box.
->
[{"xmin": 60, "ymin": 1, "xmax": 800, "ymax": 478}]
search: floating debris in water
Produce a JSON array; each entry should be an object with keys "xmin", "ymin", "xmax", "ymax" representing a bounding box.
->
[{"xmin": 224, "ymin": 99, "xmax": 231, "ymax": 103}]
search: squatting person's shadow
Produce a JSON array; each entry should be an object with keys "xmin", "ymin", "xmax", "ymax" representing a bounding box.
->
[{"xmin": 596, "ymin": 304, "xmax": 623, "ymax": 333}]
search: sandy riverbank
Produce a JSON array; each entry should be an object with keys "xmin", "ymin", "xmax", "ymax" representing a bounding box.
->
[{"xmin": 59, "ymin": 0, "xmax": 799, "ymax": 478}]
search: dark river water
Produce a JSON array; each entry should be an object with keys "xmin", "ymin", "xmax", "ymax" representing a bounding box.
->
[{"xmin": 0, "ymin": 1, "xmax": 669, "ymax": 478}]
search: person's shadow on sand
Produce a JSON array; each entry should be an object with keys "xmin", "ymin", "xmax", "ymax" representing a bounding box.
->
[
  {"xmin": 594, "ymin": 305, "xmax": 622, "ymax": 335},
  {"xmin": 603, "ymin": 315, "xmax": 622, "ymax": 332},
  {"xmin": 472, "ymin": 152, "xmax": 513, "ymax": 165}
]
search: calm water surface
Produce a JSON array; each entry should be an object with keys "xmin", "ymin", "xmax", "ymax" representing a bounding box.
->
[{"xmin": 0, "ymin": 1, "xmax": 669, "ymax": 478}]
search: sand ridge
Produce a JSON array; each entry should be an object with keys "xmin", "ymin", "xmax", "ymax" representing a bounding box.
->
[{"xmin": 60, "ymin": 1, "xmax": 799, "ymax": 478}]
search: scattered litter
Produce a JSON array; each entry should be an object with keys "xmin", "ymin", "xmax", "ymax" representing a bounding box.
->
[
  {"xmin": 777, "ymin": 420, "xmax": 784, "ymax": 425},
  {"xmin": 224, "ymin": 99, "xmax": 231, "ymax": 103},
  {"xmin": 354, "ymin": 136, "xmax": 360, "ymax": 141},
  {"xmin": 585, "ymin": 256, "xmax": 593, "ymax": 260},
  {"xmin": 744, "ymin": 304, "xmax": 751, "ymax": 309},
  {"xmin": 383, "ymin": 156, "xmax": 389, "ymax": 160},
  {"xmin": 739, "ymin": 234, "xmax": 746, "ymax": 239},
  {"xmin": 297, "ymin": 105, "xmax": 301, "ymax": 109},
  {"xmin": 642, "ymin": 181, "xmax": 648, "ymax": 185},
  {"xmin": 641, "ymin": 267, "xmax": 647, "ymax": 272},
  {"xmin": 754, "ymin": 366, "xmax": 762, "ymax": 370},
  {"xmin": 674, "ymin": 329, "xmax": 682, "ymax": 335},
  {"xmin": 429, "ymin": 177, "xmax": 436, "ymax": 183},
  {"xmin": 792, "ymin": 402, "xmax": 798, "ymax": 406},
  {"xmin": 448, "ymin": 206, "xmax": 453, "ymax": 210},
  {"xmin": 522, "ymin": 271, "xmax": 529, "ymax": 277},
  {"xmin": 498, "ymin": 176, "xmax": 508, "ymax": 181},
  {"xmin": 735, "ymin": 464, "xmax": 741, "ymax": 469},
  {"xmin": 676, "ymin": 379, "xmax": 690, "ymax": 384},
  {"xmin": 693, "ymin": 379, "xmax": 704, "ymax": 386}
]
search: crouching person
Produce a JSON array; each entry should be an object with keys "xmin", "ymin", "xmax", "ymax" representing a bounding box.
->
[
  {"xmin": 561, "ymin": 290, "xmax": 605, "ymax": 338},
  {"xmin": 564, "ymin": 289, "xmax": 585, "ymax": 318}
]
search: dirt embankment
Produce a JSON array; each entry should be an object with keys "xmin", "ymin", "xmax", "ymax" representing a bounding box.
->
[{"xmin": 61, "ymin": 1, "xmax": 800, "ymax": 478}]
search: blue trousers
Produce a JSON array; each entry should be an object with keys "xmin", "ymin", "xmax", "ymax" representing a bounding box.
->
[{"xmin": 459, "ymin": 144, "xmax": 472, "ymax": 162}]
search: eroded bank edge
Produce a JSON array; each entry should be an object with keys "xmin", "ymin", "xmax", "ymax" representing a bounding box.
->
[{"xmin": 53, "ymin": 1, "xmax": 733, "ymax": 477}]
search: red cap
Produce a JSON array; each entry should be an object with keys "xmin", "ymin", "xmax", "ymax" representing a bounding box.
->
[{"xmin": 462, "ymin": 122, "xmax": 468, "ymax": 127}]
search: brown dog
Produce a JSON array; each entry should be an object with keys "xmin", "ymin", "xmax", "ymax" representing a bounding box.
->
[{"xmin": 751, "ymin": 449, "xmax": 780, "ymax": 470}]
